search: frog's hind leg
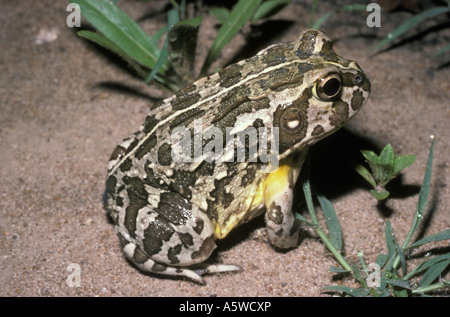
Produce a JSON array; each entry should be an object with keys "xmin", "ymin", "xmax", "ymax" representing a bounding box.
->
[
  {"xmin": 264, "ymin": 149, "xmax": 307, "ymax": 249},
  {"xmin": 119, "ymin": 234, "xmax": 239, "ymax": 284},
  {"xmin": 114, "ymin": 193, "xmax": 240, "ymax": 284}
]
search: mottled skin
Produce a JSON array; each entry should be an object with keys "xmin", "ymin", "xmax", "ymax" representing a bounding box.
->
[{"xmin": 105, "ymin": 29, "xmax": 370, "ymax": 284}]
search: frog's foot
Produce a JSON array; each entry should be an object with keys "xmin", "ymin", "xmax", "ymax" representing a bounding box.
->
[
  {"xmin": 192, "ymin": 263, "xmax": 241, "ymax": 279},
  {"xmin": 122, "ymin": 240, "xmax": 240, "ymax": 285}
]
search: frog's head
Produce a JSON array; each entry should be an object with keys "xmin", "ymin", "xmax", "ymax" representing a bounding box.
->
[{"xmin": 274, "ymin": 29, "xmax": 371, "ymax": 159}]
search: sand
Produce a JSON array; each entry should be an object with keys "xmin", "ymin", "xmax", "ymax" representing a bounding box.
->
[{"xmin": 1, "ymin": 0, "xmax": 448, "ymax": 297}]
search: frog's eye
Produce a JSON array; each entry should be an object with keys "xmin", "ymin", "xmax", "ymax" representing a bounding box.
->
[{"xmin": 314, "ymin": 73, "xmax": 342, "ymax": 101}]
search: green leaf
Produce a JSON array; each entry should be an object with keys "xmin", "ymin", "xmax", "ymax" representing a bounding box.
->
[
  {"xmin": 385, "ymin": 221, "xmax": 396, "ymax": 261},
  {"xmin": 393, "ymin": 155, "xmax": 415, "ymax": 175},
  {"xmin": 353, "ymin": 162, "xmax": 377, "ymax": 188},
  {"xmin": 412, "ymin": 281, "xmax": 450, "ymax": 294},
  {"xmin": 311, "ymin": 4, "xmax": 367, "ymax": 29},
  {"xmin": 393, "ymin": 232, "xmax": 406, "ymax": 276},
  {"xmin": 432, "ymin": 43, "xmax": 450, "ymax": 57},
  {"xmin": 77, "ymin": 30, "xmax": 147, "ymax": 79},
  {"xmin": 310, "ymin": 11, "xmax": 334, "ymax": 29},
  {"xmin": 379, "ymin": 144, "xmax": 395, "ymax": 165},
  {"xmin": 318, "ymin": 195, "xmax": 343, "ymax": 252},
  {"xmin": 361, "ymin": 149, "xmax": 379, "ymax": 165},
  {"xmin": 323, "ymin": 286, "xmax": 370, "ymax": 297},
  {"xmin": 200, "ymin": 0, "xmax": 262, "ymax": 76},
  {"xmin": 146, "ymin": 8, "xmax": 179, "ymax": 83},
  {"xmin": 351, "ymin": 263, "xmax": 367, "ymax": 288},
  {"xmin": 416, "ymin": 138, "xmax": 434, "ymax": 217},
  {"xmin": 385, "ymin": 278, "xmax": 412, "ymax": 290},
  {"xmin": 419, "ymin": 257, "xmax": 450, "ymax": 287},
  {"xmin": 71, "ymin": 0, "xmax": 164, "ymax": 71},
  {"xmin": 376, "ymin": 253, "xmax": 388, "ymax": 269},
  {"xmin": 302, "ymin": 175, "xmax": 317, "ymax": 225},
  {"xmin": 407, "ymin": 253, "xmax": 450, "ymax": 280},
  {"xmin": 409, "ymin": 229, "xmax": 450, "ymax": 249},
  {"xmin": 371, "ymin": 6, "xmax": 450, "ymax": 53},
  {"xmin": 251, "ymin": 0, "xmax": 291, "ymax": 22},
  {"xmin": 402, "ymin": 137, "xmax": 435, "ymax": 250},
  {"xmin": 294, "ymin": 212, "xmax": 311, "ymax": 225},
  {"xmin": 393, "ymin": 289, "xmax": 409, "ymax": 297},
  {"xmin": 209, "ymin": 8, "xmax": 230, "ymax": 24}
]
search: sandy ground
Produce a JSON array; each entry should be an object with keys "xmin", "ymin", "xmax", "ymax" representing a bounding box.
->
[{"xmin": 1, "ymin": 1, "xmax": 448, "ymax": 297}]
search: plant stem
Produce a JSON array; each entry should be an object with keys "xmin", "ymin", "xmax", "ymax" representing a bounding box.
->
[
  {"xmin": 411, "ymin": 281, "xmax": 450, "ymax": 294},
  {"xmin": 314, "ymin": 226, "xmax": 353, "ymax": 272}
]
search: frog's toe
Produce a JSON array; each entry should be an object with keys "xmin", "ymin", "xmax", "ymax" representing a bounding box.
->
[{"xmin": 194, "ymin": 263, "xmax": 241, "ymax": 276}]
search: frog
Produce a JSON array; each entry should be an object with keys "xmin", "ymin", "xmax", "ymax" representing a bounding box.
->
[{"xmin": 105, "ymin": 29, "xmax": 370, "ymax": 284}]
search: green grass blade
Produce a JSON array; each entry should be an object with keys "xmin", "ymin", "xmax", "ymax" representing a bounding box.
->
[
  {"xmin": 294, "ymin": 212, "xmax": 311, "ymax": 225},
  {"xmin": 318, "ymin": 195, "xmax": 343, "ymax": 252},
  {"xmin": 252, "ymin": 0, "xmax": 291, "ymax": 22},
  {"xmin": 371, "ymin": 6, "xmax": 450, "ymax": 53},
  {"xmin": 402, "ymin": 137, "xmax": 435, "ymax": 249},
  {"xmin": 209, "ymin": 8, "xmax": 230, "ymax": 24},
  {"xmin": 419, "ymin": 257, "xmax": 450, "ymax": 287},
  {"xmin": 77, "ymin": 30, "xmax": 147, "ymax": 78},
  {"xmin": 416, "ymin": 138, "xmax": 434, "ymax": 217},
  {"xmin": 432, "ymin": 43, "xmax": 450, "ymax": 57},
  {"xmin": 405, "ymin": 253, "xmax": 450, "ymax": 280},
  {"xmin": 385, "ymin": 221, "xmax": 396, "ymax": 261},
  {"xmin": 375, "ymin": 253, "xmax": 388, "ymax": 268},
  {"xmin": 200, "ymin": 0, "xmax": 262, "ymax": 76},
  {"xmin": 308, "ymin": 0, "xmax": 319, "ymax": 28},
  {"xmin": 310, "ymin": 11, "xmax": 334, "ymax": 30},
  {"xmin": 393, "ymin": 232, "xmax": 406, "ymax": 275},
  {"xmin": 311, "ymin": 4, "xmax": 367, "ymax": 29},
  {"xmin": 71, "ymin": 0, "xmax": 164, "ymax": 71},
  {"xmin": 302, "ymin": 176, "xmax": 317, "ymax": 225},
  {"xmin": 146, "ymin": 8, "xmax": 179, "ymax": 83},
  {"xmin": 385, "ymin": 278, "xmax": 412, "ymax": 290},
  {"xmin": 323, "ymin": 286, "xmax": 370, "ymax": 297},
  {"xmin": 408, "ymin": 229, "xmax": 450, "ymax": 249},
  {"xmin": 412, "ymin": 281, "xmax": 450, "ymax": 294}
]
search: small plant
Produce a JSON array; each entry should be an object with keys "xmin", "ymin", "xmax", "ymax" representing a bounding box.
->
[
  {"xmin": 296, "ymin": 136, "xmax": 450, "ymax": 296},
  {"xmin": 370, "ymin": 1, "xmax": 450, "ymax": 57},
  {"xmin": 309, "ymin": 0, "xmax": 450, "ymax": 59},
  {"xmin": 354, "ymin": 144, "xmax": 416, "ymax": 200},
  {"xmin": 70, "ymin": 0, "xmax": 291, "ymax": 91}
]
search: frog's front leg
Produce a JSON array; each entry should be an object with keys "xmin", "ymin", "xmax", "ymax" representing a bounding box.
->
[
  {"xmin": 115, "ymin": 191, "xmax": 239, "ymax": 284},
  {"xmin": 263, "ymin": 149, "xmax": 308, "ymax": 249}
]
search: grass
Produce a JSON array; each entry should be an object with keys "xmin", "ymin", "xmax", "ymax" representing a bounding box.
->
[
  {"xmin": 70, "ymin": 0, "xmax": 291, "ymax": 91},
  {"xmin": 72, "ymin": 0, "xmax": 448, "ymax": 91},
  {"xmin": 296, "ymin": 136, "xmax": 450, "ymax": 296},
  {"xmin": 308, "ymin": 0, "xmax": 450, "ymax": 59}
]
